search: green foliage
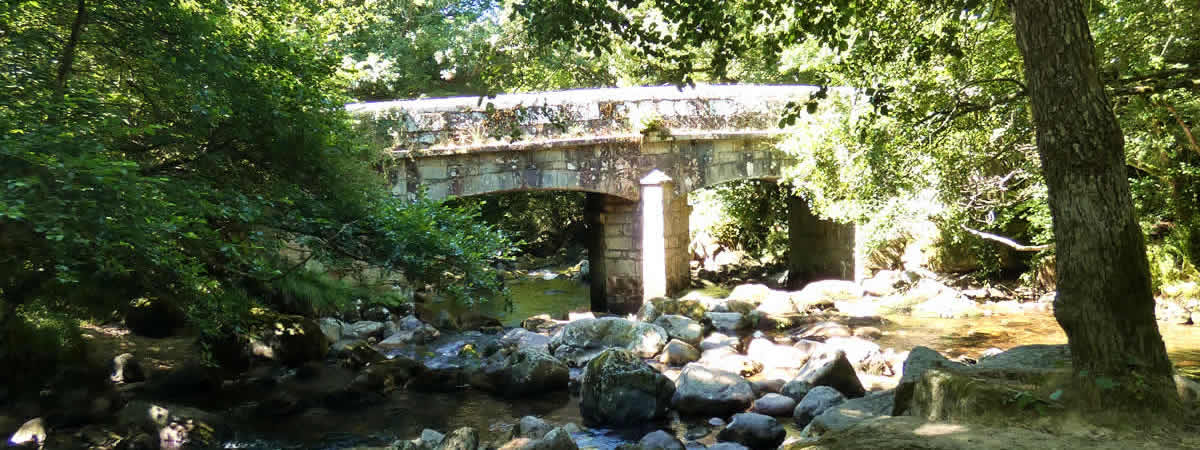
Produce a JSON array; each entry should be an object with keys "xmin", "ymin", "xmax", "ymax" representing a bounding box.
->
[
  {"xmin": 0, "ymin": 0, "xmax": 512, "ymax": 341},
  {"xmin": 706, "ymin": 180, "xmax": 791, "ymax": 261},
  {"xmin": 449, "ymin": 191, "xmax": 586, "ymax": 258},
  {"xmin": 0, "ymin": 302, "xmax": 87, "ymax": 389}
]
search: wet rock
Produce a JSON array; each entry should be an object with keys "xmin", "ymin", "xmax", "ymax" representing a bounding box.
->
[
  {"xmin": 438, "ymin": 427, "xmax": 479, "ymax": 450},
  {"xmin": 637, "ymin": 430, "xmax": 684, "ymax": 450},
  {"xmin": 706, "ymin": 312, "xmax": 752, "ymax": 334},
  {"xmin": 660, "ymin": 339, "xmax": 701, "ymax": 366},
  {"xmin": 751, "ymin": 378, "xmax": 785, "ymax": 395},
  {"xmin": 728, "ymin": 284, "xmax": 771, "ymax": 305},
  {"xmin": 480, "ymin": 349, "xmax": 569, "ymax": 397},
  {"xmin": 1176, "ymin": 375, "xmax": 1200, "ymax": 404},
  {"xmin": 750, "ymin": 393, "xmax": 796, "ymax": 416},
  {"xmin": 318, "ymin": 318, "xmax": 344, "ymax": 343},
  {"xmin": 518, "ymin": 416, "xmax": 553, "ymax": 439},
  {"xmin": 796, "ymin": 321, "xmax": 852, "ymax": 341},
  {"xmin": 652, "ymin": 315, "xmax": 704, "ymax": 347},
  {"xmin": 697, "ymin": 346, "xmax": 762, "ymax": 377},
  {"xmin": 715, "ymin": 413, "xmax": 785, "ymax": 450},
  {"xmin": 639, "ymin": 298, "xmax": 708, "ymax": 322},
  {"xmin": 792, "ymin": 280, "xmax": 864, "ymax": 311},
  {"xmin": 148, "ymin": 363, "xmax": 221, "ymax": 399},
  {"xmin": 793, "ymin": 386, "xmax": 846, "ymax": 427},
  {"xmin": 550, "ymin": 317, "xmax": 668, "ymax": 367},
  {"xmin": 117, "ymin": 401, "xmax": 230, "ymax": 449},
  {"xmin": 893, "ymin": 346, "xmax": 968, "ymax": 415},
  {"xmin": 110, "ymin": 353, "xmax": 145, "ymax": 384},
  {"xmin": 421, "ymin": 429, "xmax": 447, "ymax": 447},
  {"xmin": 699, "ymin": 333, "xmax": 738, "ymax": 352},
  {"xmin": 861, "ymin": 270, "xmax": 908, "ymax": 297},
  {"xmin": 501, "ymin": 328, "xmax": 552, "ymax": 354},
  {"xmin": 579, "ymin": 349, "xmax": 675, "ymax": 426},
  {"xmin": 523, "ymin": 427, "xmax": 578, "ymax": 450},
  {"xmin": 343, "ymin": 321, "xmax": 386, "ymax": 340},
  {"xmin": 8, "ymin": 418, "xmax": 45, "ymax": 448},
  {"xmin": 707, "ymin": 444, "xmax": 750, "ymax": 450},
  {"xmin": 344, "ymin": 341, "xmax": 388, "ymax": 368},
  {"xmin": 755, "ymin": 290, "xmax": 799, "ymax": 316},
  {"xmin": 377, "ymin": 324, "xmax": 440, "ymax": 349},
  {"xmin": 785, "ymin": 349, "xmax": 866, "ymax": 400},
  {"xmin": 672, "ymin": 364, "xmax": 756, "ymax": 416},
  {"xmin": 802, "ymin": 389, "xmax": 895, "ymax": 438},
  {"xmin": 522, "ymin": 314, "xmax": 559, "ymax": 333}
]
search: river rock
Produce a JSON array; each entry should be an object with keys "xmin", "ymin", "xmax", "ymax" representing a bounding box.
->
[
  {"xmin": 1177, "ymin": 375, "xmax": 1200, "ymax": 404},
  {"xmin": 637, "ymin": 430, "xmax": 684, "ymax": 450},
  {"xmin": 862, "ymin": 270, "xmax": 907, "ymax": 297},
  {"xmin": 786, "ymin": 348, "xmax": 866, "ymax": 399},
  {"xmin": 8, "ymin": 418, "xmax": 46, "ymax": 448},
  {"xmin": 377, "ymin": 323, "xmax": 440, "ymax": 349},
  {"xmin": 912, "ymin": 292, "xmax": 982, "ymax": 318},
  {"xmin": 110, "ymin": 353, "xmax": 145, "ymax": 384},
  {"xmin": 117, "ymin": 401, "xmax": 230, "ymax": 449},
  {"xmin": 520, "ymin": 427, "xmax": 577, "ymax": 450},
  {"xmin": 823, "ymin": 336, "xmax": 891, "ymax": 375},
  {"xmin": 754, "ymin": 290, "xmax": 798, "ymax": 316},
  {"xmin": 792, "ymin": 280, "xmax": 864, "ymax": 311},
  {"xmin": 893, "ymin": 346, "xmax": 967, "ymax": 415},
  {"xmin": 852, "ymin": 326, "xmax": 883, "ymax": 340},
  {"xmin": 697, "ymin": 346, "xmax": 762, "ymax": 377},
  {"xmin": 802, "ymin": 389, "xmax": 895, "ymax": 438},
  {"xmin": 796, "ymin": 321, "xmax": 852, "ymax": 341},
  {"xmin": 975, "ymin": 344, "xmax": 1070, "ymax": 370},
  {"xmin": 480, "ymin": 348, "xmax": 569, "ymax": 397},
  {"xmin": 518, "ymin": 416, "xmax": 553, "ymax": 439},
  {"xmin": 652, "ymin": 315, "xmax": 704, "ymax": 347},
  {"xmin": 500, "ymin": 328, "xmax": 552, "ymax": 354},
  {"xmin": 750, "ymin": 393, "xmax": 796, "ymax": 416},
  {"xmin": 124, "ymin": 298, "xmax": 186, "ymax": 338},
  {"xmin": 700, "ymin": 333, "xmax": 738, "ymax": 352},
  {"xmin": 318, "ymin": 318, "xmax": 344, "ymax": 343},
  {"xmin": 728, "ymin": 284, "xmax": 771, "ymax": 304},
  {"xmin": 522, "ymin": 314, "xmax": 559, "ymax": 333},
  {"xmin": 672, "ymin": 364, "xmax": 756, "ymax": 416},
  {"xmin": 579, "ymin": 349, "xmax": 675, "ymax": 426},
  {"xmin": 550, "ymin": 317, "xmax": 668, "ymax": 367},
  {"xmin": 707, "ymin": 444, "xmax": 750, "ymax": 450},
  {"xmin": 343, "ymin": 321, "xmax": 386, "ymax": 340},
  {"xmin": 706, "ymin": 312, "xmax": 751, "ymax": 334},
  {"xmin": 639, "ymin": 297, "xmax": 708, "ymax": 322},
  {"xmin": 660, "ymin": 339, "xmax": 701, "ymax": 366},
  {"xmin": 715, "ymin": 413, "xmax": 785, "ymax": 450},
  {"xmin": 793, "ymin": 386, "xmax": 846, "ymax": 427},
  {"xmin": 438, "ymin": 427, "xmax": 479, "ymax": 450},
  {"xmin": 746, "ymin": 338, "xmax": 810, "ymax": 375}
]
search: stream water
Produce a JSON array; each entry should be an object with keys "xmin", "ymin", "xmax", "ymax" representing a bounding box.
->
[{"xmin": 224, "ymin": 278, "xmax": 1200, "ymax": 449}]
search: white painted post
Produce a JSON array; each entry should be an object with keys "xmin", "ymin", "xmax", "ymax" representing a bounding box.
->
[{"xmin": 640, "ymin": 169, "xmax": 673, "ymax": 300}]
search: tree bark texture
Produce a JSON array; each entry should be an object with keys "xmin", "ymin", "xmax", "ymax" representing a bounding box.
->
[{"xmin": 1008, "ymin": 0, "xmax": 1175, "ymax": 397}]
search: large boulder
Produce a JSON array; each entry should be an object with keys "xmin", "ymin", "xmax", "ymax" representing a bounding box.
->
[
  {"xmin": 792, "ymin": 280, "xmax": 864, "ymax": 311},
  {"xmin": 109, "ymin": 353, "xmax": 145, "ymax": 384},
  {"xmin": 755, "ymin": 290, "xmax": 799, "ymax": 316},
  {"xmin": 912, "ymin": 293, "xmax": 981, "ymax": 319},
  {"xmin": 117, "ymin": 401, "xmax": 230, "ymax": 449},
  {"xmin": 671, "ymin": 364, "xmax": 756, "ymax": 416},
  {"xmin": 727, "ymin": 284, "xmax": 771, "ymax": 305},
  {"xmin": 700, "ymin": 333, "xmax": 739, "ymax": 352},
  {"xmin": 746, "ymin": 338, "xmax": 811, "ymax": 375},
  {"xmin": 638, "ymin": 298, "xmax": 708, "ymax": 322},
  {"xmin": 893, "ymin": 346, "xmax": 967, "ymax": 415},
  {"xmin": 579, "ymin": 349, "xmax": 675, "ymax": 426},
  {"xmin": 975, "ymin": 344, "xmax": 1070, "ymax": 370},
  {"xmin": 500, "ymin": 328, "xmax": 552, "ymax": 354},
  {"xmin": 802, "ymin": 389, "xmax": 895, "ymax": 438},
  {"xmin": 123, "ymin": 298, "xmax": 186, "ymax": 338},
  {"xmin": 822, "ymin": 337, "xmax": 891, "ymax": 376},
  {"xmin": 784, "ymin": 349, "xmax": 865, "ymax": 400},
  {"xmin": 793, "ymin": 386, "xmax": 846, "ymax": 427},
  {"xmin": 342, "ymin": 321, "xmax": 386, "ymax": 341},
  {"xmin": 715, "ymin": 413, "xmax": 785, "ymax": 450},
  {"xmin": 438, "ymin": 427, "xmax": 479, "ymax": 450},
  {"xmin": 796, "ymin": 322, "xmax": 852, "ymax": 341},
  {"xmin": 861, "ymin": 270, "xmax": 907, "ymax": 297},
  {"xmin": 550, "ymin": 318, "xmax": 669, "ymax": 367},
  {"xmin": 652, "ymin": 315, "xmax": 704, "ymax": 347},
  {"xmin": 317, "ymin": 318, "xmax": 344, "ymax": 343},
  {"xmin": 478, "ymin": 348, "xmax": 569, "ymax": 397}
]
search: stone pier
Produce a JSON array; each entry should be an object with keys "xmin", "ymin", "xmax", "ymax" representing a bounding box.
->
[{"xmin": 787, "ymin": 195, "xmax": 856, "ymax": 289}]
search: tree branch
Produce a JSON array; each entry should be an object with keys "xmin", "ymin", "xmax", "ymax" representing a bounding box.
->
[
  {"xmin": 1164, "ymin": 103, "xmax": 1200, "ymax": 158},
  {"xmin": 960, "ymin": 224, "xmax": 1053, "ymax": 252},
  {"xmin": 54, "ymin": 0, "xmax": 88, "ymax": 101}
]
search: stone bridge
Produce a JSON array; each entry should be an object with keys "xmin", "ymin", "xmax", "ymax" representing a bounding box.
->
[{"xmin": 349, "ymin": 85, "xmax": 856, "ymax": 314}]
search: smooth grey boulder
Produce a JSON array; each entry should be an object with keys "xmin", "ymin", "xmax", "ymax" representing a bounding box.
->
[
  {"xmin": 796, "ymin": 321, "xmax": 852, "ymax": 341},
  {"xmin": 893, "ymin": 346, "xmax": 966, "ymax": 415},
  {"xmin": 793, "ymin": 386, "xmax": 846, "ymax": 427},
  {"xmin": 803, "ymin": 389, "xmax": 896, "ymax": 438},
  {"xmin": 652, "ymin": 315, "xmax": 704, "ymax": 347},
  {"xmin": 707, "ymin": 444, "xmax": 750, "ymax": 450},
  {"xmin": 480, "ymin": 349, "xmax": 569, "ymax": 397},
  {"xmin": 746, "ymin": 338, "xmax": 810, "ymax": 374},
  {"xmin": 788, "ymin": 349, "xmax": 866, "ymax": 399},
  {"xmin": 637, "ymin": 430, "xmax": 684, "ymax": 450},
  {"xmin": 343, "ymin": 321, "xmax": 386, "ymax": 340},
  {"xmin": 671, "ymin": 364, "xmax": 756, "ymax": 416},
  {"xmin": 706, "ymin": 312, "xmax": 752, "ymax": 334},
  {"xmin": 975, "ymin": 344, "xmax": 1071, "ymax": 370},
  {"xmin": 550, "ymin": 317, "xmax": 669, "ymax": 367},
  {"xmin": 715, "ymin": 413, "xmax": 785, "ymax": 450},
  {"xmin": 500, "ymin": 328, "xmax": 552, "ymax": 354},
  {"xmin": 823, "ymin": 336, "xmax": 891, "ymax": 375},
  {"xmin": 697, "ymin": 346, "xmax": 762, "ymax": 377},
  {"xmin": 659, "ymin": 339, "xmax": 701, "ymax": 366},
  {"xmin": 317, "ymin": 318, "xmax": 344, "ymax": 343},
  {"xmin": 755, "ymin": 290, "xmax": 798, "ymax": 316},
  {"xmin": 518, "ymin": 416, "xmax": 553, "ymax": 439},
  {"xmin": 750, "ymin": 393, "xmax": 796, "ymax": 416},
  {"xmin": 579, "ymin": 349, "xmax": 675, "ymax": 426}
]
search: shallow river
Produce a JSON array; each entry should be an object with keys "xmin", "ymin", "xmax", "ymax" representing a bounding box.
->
[{"xmin": 225, "ymin": 280, "xmax": 1200, "ymax": 449}]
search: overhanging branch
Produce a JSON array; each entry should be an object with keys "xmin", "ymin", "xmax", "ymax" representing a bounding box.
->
[{"xmin": 961, "ymin": 224, "xmax": 1053, "ymax": 252}]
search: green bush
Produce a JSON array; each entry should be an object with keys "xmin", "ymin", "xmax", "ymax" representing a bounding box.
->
[{"xmin": 0, "ymin": 303, "xmax": 87, "ymax": 390}]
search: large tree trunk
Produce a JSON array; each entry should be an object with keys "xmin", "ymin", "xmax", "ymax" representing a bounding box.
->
[{"xmin": 1008, "ymin": 0, "xmax": 1176, "ymax": 408}]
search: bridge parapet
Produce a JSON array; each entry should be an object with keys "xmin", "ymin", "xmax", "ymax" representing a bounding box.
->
[{"xmin": 348, "ymin": 85, "xmax": 821, "ymax": 152}]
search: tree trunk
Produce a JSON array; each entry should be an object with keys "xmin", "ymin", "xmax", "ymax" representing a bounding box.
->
[{"xmin": 1008, "ymin": 0, "xmax": 1176, "ymax": 409}]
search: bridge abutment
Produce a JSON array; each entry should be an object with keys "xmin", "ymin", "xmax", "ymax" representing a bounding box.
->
[{"xmin": 787, "ymin": 195, "xmax": 856, "ymax": 289}]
